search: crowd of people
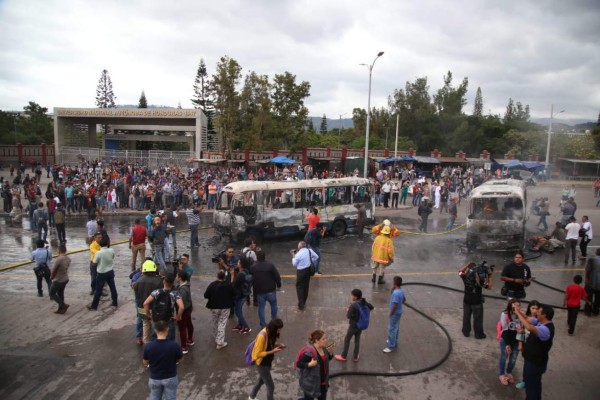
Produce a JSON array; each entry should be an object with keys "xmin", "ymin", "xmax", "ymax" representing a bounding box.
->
[{"xmin": 10, "ymin": 158, "xmax": 599, "ymax": 399}]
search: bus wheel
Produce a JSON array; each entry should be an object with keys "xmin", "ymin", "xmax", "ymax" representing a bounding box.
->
[{"xmin": 331, "ymin": 220, "xmax": 346, "ymax": 237}]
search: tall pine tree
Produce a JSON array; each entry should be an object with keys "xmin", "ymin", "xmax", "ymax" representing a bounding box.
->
[
  {"xmin": 191, "ymin": 58, "xmax": 217, "ymax": 150},
  {"xmin": 95, "ymin": 69, "xmax": 116, "ymax": 108},
  {"xmin": 319, "ymin": 114, "xmax": 328, "ymax": 134},
  {"xmin": 473, "ymin": 87, "xmax": 483, "ymax": 116},
  {"xmin": 138, "ymin": 90, "xmax": 148, "ymax": 108},
  {"xmin": 95, "ymin": 69, "xmax": 116, "ymax": 136}
]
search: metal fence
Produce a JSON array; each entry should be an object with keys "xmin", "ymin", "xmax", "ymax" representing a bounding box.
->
[{"xmin": 60, "ymin": 146, "xmax": 193, "ymax": 168}]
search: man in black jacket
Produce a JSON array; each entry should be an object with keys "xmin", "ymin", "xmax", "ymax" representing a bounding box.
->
[
  {"xmin": 250, "ymin": 250, "xmax": 282, "ymax": 328},
  {"xmin": 203, "ymin": 271, "xmax": 235, "ymax": 350}
]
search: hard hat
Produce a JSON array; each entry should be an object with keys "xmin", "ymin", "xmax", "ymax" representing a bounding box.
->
[
  {"xmin": 381, "ymin": 226, "xmax": 391, "ymax": 235},
  {"xmin": 142, "ymin": 259, "xmax": 157, "ymax": 273},
  {"xmin": 383, "ymin": 219, "xmax": 391, "ymax": 226}
]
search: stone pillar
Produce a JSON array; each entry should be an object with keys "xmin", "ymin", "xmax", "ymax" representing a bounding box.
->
[
  {"xmin": 455, "ymin": 150, "xmax": 465, "ymax": 159},
  {"xmin": 88, "ymin": 123, "xmax": 97, "ymax": 147},
  {"xmin": 195, "ymin": 116, "xmax": 202, "ymax": 159}
]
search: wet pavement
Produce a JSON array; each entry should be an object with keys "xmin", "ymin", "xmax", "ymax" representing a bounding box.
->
[{"xmin": 0, "ymin": 171, "xmax": 599, "ymax": 399}]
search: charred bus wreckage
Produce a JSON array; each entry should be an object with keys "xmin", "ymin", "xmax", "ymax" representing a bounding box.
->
[
  {"xmin": 466, "ymin": 179, "xmax": 527, "ymax": 252},
  {"xmin": 213, "ymin": 177, "xmax": 375, "ymax": 243}
]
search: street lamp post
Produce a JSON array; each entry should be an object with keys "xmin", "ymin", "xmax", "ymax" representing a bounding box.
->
[
  {"xmin": 338, "ymin": 113, "xmax": 347, "ymax": 144},
  {"xmin": 544, "ymin": 104, "xmax": 565, "ymax": 179},
  {"xmin": 360, "ymin": 51, "xmax": 384, "ymax": 178}
]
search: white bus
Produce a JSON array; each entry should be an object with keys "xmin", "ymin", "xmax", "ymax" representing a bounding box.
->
[
  {"xmin": 213, "ymin": 177, "xmax": 375, "ymax": 243},
  {"xmin": 466, "ymin": 179, "xmax": 527, "ymax": 252}
]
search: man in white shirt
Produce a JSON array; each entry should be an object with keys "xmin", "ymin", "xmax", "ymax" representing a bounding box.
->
[
  {"xmin": 564, "ymin": 216, "xmax": 581, "ymax": 264},
  {"xmin": 291, "ymin": 241, "xmax": 319, "ymax": 311},
  {"xmin": 382, "ymin": 180, "xmax": 391, "ymax": 208},
  {"xmin": 579, "ymin": 216, "xmax": 593, "ymax": 260}
]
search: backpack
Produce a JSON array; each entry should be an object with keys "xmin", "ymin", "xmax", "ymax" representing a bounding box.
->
[
  {"xmin": 293, "ymin": 346, "xmax": 317, "ymax": 377},
  {"xmin": 134, "ymin": 187, "xmax": 141, "ymax": 197},
  {"xmin": 37, "ymin": 209, "xmax": 48, "ymax": 225},
  {"xmin": 54, "ymin": 209, "xmax": 65, "ymax": 225},
  {"xmin": 151, "ymin": 289, "xmax": 174, "ymax": 322},
  {"xmin": 355, "ymin": 302, "xmax": 371, "ymax": 330},
  {"xmin": 244, "ymin": 330, "xmax": 267, "ymax": 366}
]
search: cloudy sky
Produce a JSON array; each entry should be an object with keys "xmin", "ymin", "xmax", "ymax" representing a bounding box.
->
[{"xmin": 0, "ymin": 0, "xmax": 599, "ymax": 123}]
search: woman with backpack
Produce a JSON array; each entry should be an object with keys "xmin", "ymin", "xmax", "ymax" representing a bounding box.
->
[
  {"xmin": 296, "ymin": 330, "xmax": 334, "ymax": 400},
  {"xmin": 249, "ymin": 318, "xmax": 285, "ymax": 400},
  {"xmin": 335, "ymin": 289, "xmax": 373, "ymax": 362},
  {"xmin": 497, "ymin": 298, "xmax": 523, "ymax": 386}
]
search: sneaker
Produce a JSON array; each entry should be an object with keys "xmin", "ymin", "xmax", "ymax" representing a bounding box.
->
[
  {"xmin": 232, "ymin": 325, "xmax": 241, "ymax": 331},
  {"xmin": 383, "ymin": 347, "xmax": 393, "ymax": 353},
  {"xmin": 86, "ymin": 304, "xmax": 97, "ymax": 311},
  {"xmin": 136, "ymin": 338, "xmax": 144, "ymax": 346},
  {"xmin": 515, "ymin": 381, "xmax": 526, "ymax": 390},
  {"xmin": 249, "ymin": 397, "xmax": 258, "ymax": 400},
  {"xmin": 216, "ymin": 342, "xmax": 228, "ymax": 350},
  {"xmin": 499, "ymin": 375, "xmax": 509, "ymax": 385},
  {"xmin": 182, "ymin": 347, "xmax": 189, "ymax": 355},
  {"xmin": 315, "ymin": 272, "xmax": 323, "ymax": 276},
  {"xmin": 353, "ymin": 355, "xmax": 360, "ymax": 362},
  {"xmin": 506, "ymin": 373, "xmax": 514, "ymax": 384},
  {"xmin": 241, "ymin": 327, "xmax": 252, "ymax": 334},
  {"xmin": 187, "ymin": 341, "xmax": 195, "ymax": 346},
  {"xmin": 334, "ymin": 355, "xmax": 347, "ymax": 362}
]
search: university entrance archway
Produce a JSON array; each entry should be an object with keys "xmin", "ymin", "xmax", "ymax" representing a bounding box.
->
[{"xmin": 53, "ymin": 108, "xmax": 208, "ymax": 162}]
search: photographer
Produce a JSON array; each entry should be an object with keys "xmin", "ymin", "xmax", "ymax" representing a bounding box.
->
[
  {"xmin": 216, "ymin": 246, "xmax": 239, "ymax": 284},
  {"xmin": 459, "ymin": 261, "xmax": 493, "ymax": 339},
  {"xmin": 500, "ymin": 251, "xmax": 531, "ymax": 300}
]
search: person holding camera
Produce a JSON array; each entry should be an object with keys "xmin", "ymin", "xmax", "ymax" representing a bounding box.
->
[
  {"xmin": 459, "ymin": 261, "xmax": 493, "ymax": 339},
  {"xmin": 500, "ymin": 251, "xmax": 531, "ymax": 300}
]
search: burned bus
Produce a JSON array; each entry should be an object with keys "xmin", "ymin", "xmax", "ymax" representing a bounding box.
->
[
  {"xmin": 466, "ymin": 179, "xmax": 527, "ymax": 252},
  {"xmin": 213, "ymin": 177, "xmax": 375, "ymax": 243}
]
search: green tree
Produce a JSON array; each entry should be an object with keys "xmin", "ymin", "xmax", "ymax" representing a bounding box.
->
[
  {"xmin": 271, "ymin": 71, "xmax": 311, "ymax": 150},
  {"xmin": 95, "ymin": 69, "xmax": 116, "ymax": 108},
  {"xmin": 592, "ymin": 111, "xmax": 600, "ymax": 153},
  {"xmin": 17, "ymin": 102, "xmax": 53, "ymax": 144},
  {"xmin": 433, "ymin": 71, "xmax": 469, "ymax": 138},
  {"xmin": 96, "ymin": 69, "xmax": 116, "ymax": 136},
  {"xmin": 211, "ymin": 56, "xmax": 242, "ymax": 155},
  {"xmin": 319, "ymin": 114, "xmax": 328, "ymax": 134},
  {"xmin": 307, "ymin": 119, "xmax": 316, "ymax": 133},
  {"xmin": 473, "ymin": 87, "xmax": 483, "ymax": 117},
  {"xmin": 138, "ymin": 91, "xmax": 148, "ymax": 108},
  {"xmin": 238, "ymin": 71, "xmax": 273, "ymax": 150},
  {"xmin": 388, "ymin": 77, "xmax": 437, "ymax": 151},
  {"xmin": 191, "ymin": 58, "xmax": 218, "ymax": 150}
]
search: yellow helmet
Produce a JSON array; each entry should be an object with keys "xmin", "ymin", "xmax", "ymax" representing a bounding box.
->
[
  {"xmin": 381, "ymin": 226, "xmax": 391, "ymax": 235},
  {"xmin": 142, "ymin": 259, "xmax": 157, "ymax": 273}
]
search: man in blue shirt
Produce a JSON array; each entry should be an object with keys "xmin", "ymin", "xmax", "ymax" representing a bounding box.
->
[
  {"xmin": 292, "ymin": 241, "xmax": 319, "ymax": 311},
  {"xmin": 143, "ymin": 320, "xmax": 183, "ymax": 400},
  {"xmin": 383, "ymin": 276, "xmax": 405, "ymax": 353},
  {"xmin": 31, "ymin": 239, "xmax": 52, "ymax": 297}
]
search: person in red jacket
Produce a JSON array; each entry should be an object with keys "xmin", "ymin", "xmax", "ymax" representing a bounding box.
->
[
  {"xmin": 564, "ymin": 275, "xmax": 591, "ymax": 335},
  {"xmin": 129, "ymin": 219, "xmax": 147, "ymax": 272}
]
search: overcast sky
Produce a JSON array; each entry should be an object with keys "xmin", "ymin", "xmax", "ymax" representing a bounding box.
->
[{"xmin": 1, "ymin": 0, "xmax": 599, "ymax": 123}]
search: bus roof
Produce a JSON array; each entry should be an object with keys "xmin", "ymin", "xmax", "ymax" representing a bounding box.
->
[
  {"xmin": 221, "ymin": 177, "xmax": 372, "ymax": 193},
  {"xmin": 470, "ymin": 182, "xmax": 526, "ymax": 198}
]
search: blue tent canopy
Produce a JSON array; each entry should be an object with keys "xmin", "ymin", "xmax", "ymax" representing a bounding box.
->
[
  {"xmin": 375, "ymin": 156, "xmax": 416, "ymax": 164},
  {"xmin": 270, "ymin": 156, "xmax": 296, "ymax": 164}
]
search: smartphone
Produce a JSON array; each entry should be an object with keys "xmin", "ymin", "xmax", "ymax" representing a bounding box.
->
[{"xmin": 326, "ymin": 342, "xmax": 336, "ymax": 350}]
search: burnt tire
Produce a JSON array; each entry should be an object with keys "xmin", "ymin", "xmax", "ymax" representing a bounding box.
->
[{"xmin": 331, "ymin": 220, "xmax": 346, "ymax": 237}]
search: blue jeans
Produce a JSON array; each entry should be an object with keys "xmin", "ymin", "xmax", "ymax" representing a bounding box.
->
[
  {"xmin": 523, "ymin": 360, "xmax": 546, "ymax": 400},
  {"xmin": 91, "ymin": 269, "xmax": 118, "ymax": 308},
  {"xmin": 387, "ymin": 313, "xmax": 402, "ymax": 349},
  {"xmin": 153, "ymin": 244, "xmax": 167, "ymax": 273},
  {"xmin": 498, "ymin": 338, "xmax": 519, "ymax": 375},
  {"xmin": 311, "ymin": 247, "xmax": 321, "ymax": 273},
  {"xmin": 37, "ymin": 222, "xmax": 48, "ymax": 241},
  {"xmin": 149, "ymin": 376, "xmax": 178, "ymax": 400},
  {"xmin": 257, "ymin": 291, "xmax": 278, "ymax": 328},
  {"xmin": 446, "ymin": 215, "xmax": 456, "ymax": 231},
  {"xmin": 235, "ymin": 297, "xmax": 249, "ymax": 328},
  {"xmin": 189, "ymin": 224, "xmax": 199, "ymax": 246},
  {"xmin": 169, "ymin": 229, "xmax": 177, "ymax": 249}
]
